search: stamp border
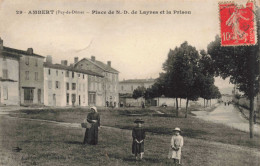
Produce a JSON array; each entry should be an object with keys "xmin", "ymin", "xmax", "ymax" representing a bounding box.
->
[{"xmin": 218, "ymin": 0, "xmax": 258, "ymax": 47}]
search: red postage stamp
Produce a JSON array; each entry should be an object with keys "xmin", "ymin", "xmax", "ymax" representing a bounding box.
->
[{"xmin": 219, "ymin": 2, "xmax": 256, "ymax": 46}]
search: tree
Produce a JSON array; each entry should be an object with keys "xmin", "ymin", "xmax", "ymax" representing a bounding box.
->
[
  {"xmin": 132, "ymin": 86, "xmax": 146, "ymax": 99},
  {"xmin": 163, "ymin": 41, "xmax": 201, "ymax": 117},
  {"xmin": 207, "ymin": 8, "xmax": 260, "ymax": 138}
]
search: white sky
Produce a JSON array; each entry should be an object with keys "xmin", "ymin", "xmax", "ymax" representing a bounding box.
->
[{"xmin": 1, "ymin": 0, "xmax": 253, "ymax": 93}]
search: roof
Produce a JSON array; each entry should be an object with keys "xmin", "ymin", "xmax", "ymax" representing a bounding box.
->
[
  {"xmin": 3, "ymin": 46, "xmax": 45, "ymax": 58},
  {"xmin": 76, "ymin": 58, "xmax": 119, "ymax": 74},
  {"xmin": 119, "ymin": 79, "xmax": 155, "ymax": 84},
  {"xmin": 43, "ymin": 62, "xmax": 104, "ymax": 77},
  {"xmin": 1, "ymin": 51, "xmax": 21, "ymax": 59}
]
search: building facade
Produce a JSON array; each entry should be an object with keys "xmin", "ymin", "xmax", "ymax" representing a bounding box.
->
[
  {"xmin": 0, "ymin": 38, "xmax": 20, "ymax": 105},
  {"xmin": 74, "ymin": 56, "xmax": 119, "ymax": 107},
  {"xmin": 119, "ymin": 78, "xmax": 155, "ymax": 94},
  {"xmin": 7, "ymin": 47, "xmax": 45, "ymax": 106},
  {"xmin": 44, "ymin": 57, "xmax": 103, "ymax": 107}
]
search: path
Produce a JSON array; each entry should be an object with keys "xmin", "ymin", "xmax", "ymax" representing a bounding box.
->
[{"xmin": 193, "ymin": 103, "xmax": 260, "ymax": 135}]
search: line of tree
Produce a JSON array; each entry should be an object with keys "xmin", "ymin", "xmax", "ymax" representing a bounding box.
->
[
  {"xmin": 206, "ymin": 7, "xmax": 260, "ymax": 138},
  {"xmin": 133, "ymin": 41, "xmax": 221, "ymax": 118}
]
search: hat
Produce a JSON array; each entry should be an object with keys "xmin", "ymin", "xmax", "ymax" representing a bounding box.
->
[
  {"xmin": 173, "ymin": 127, "xmax": 181, "ymax": 133},
  {"xmin": 134, "ymin": 118, "xmax": 144, "ymax": 124},
  {"xmin": 90, "ymin": 106, "xmax": 97, "ymax": 112}
]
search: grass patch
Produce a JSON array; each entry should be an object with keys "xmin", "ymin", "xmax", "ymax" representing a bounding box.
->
[
  {"xmin": 11, "ymin": 106, "xmax": 260, "ymax": 149},
  {"xmin": 1, "ymin": 116, "xmax": 259, "ymax": 166}
]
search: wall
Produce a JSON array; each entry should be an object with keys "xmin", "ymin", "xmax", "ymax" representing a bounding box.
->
[{"xmin": 0, "ymin": 55, "xmax": 20, "ymax": 105}]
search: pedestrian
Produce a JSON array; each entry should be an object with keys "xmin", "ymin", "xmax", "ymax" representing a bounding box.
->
[
  {"xmin": 132, "ymin": 118, "xmax": 145, "ymax": 161},
  {"xmin": 141, "ymin": 101, "xmax": 145, "ymax": 108},
  {"xmin": 168, "ymin": 127, "xmax": 184, "ymax": 165},
  {"xmin": 83, "ymin": 106, "xmax": 100, "ymax": 145}
]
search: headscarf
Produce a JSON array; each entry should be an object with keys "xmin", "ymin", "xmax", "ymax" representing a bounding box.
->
[{"xmin": 90, "ymin": 106, "xmax": 98, "ymax": 113}]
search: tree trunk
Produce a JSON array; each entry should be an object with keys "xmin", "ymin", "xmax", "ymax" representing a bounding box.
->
[
  {"xmin": 176, "ymin": 98, "xmax": 179, "ymax": 117},
  {"xmin": 249, "ymin": 50, "xmax": 255, "ymax": 138},
  {"xmin": 180, "ymin": 98, "xmax": 181, "ymax": 108},
  {"xmin": 249, "ymin": 97, "xmax": 254, "ymax": 138},
  {"xmin": 210, "ymin": 99, "xmax": 211, "ymax": 107},
  {"xmin": 204, "ymin": 98, "xmax": 205, "ymax": 108},
  {"xmin": 249, "ymin": 45, "xmax": 260, "ymax": 138},
  {"xmin": 185, "ymin": 98, "xmax": 189, "ymax": 118}
]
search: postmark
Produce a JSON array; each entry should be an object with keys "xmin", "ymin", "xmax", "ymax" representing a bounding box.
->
[{"xmin": 219, "ymin": 1, "xmax": 256, "ymax": 46}]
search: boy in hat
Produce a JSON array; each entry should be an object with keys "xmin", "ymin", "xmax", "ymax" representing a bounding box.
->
[
  {"xmin": 132, "ymin": 118, "xmax": 146, "ymax": 160},
  {"xmin": 168, "ymin": 127, "xmax": 184, "ymax": 165}
]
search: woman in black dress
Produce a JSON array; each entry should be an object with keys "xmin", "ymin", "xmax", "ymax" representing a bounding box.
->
[
  {"xmin": 132, "ymin": 118, "xmax": 145, "ymax": 160},
  {"xmin": 83, "ymin": 106, "xmax": 100, "ymax": 145}
]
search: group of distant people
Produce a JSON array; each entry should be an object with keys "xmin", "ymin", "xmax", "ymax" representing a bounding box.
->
[
  {"xmin": 82, "ymin": 106, "xmax": 184, "ymax": 165},
  {"xmin": 224, "ymin": 101, "xmax": 231, "ymax": 106}
]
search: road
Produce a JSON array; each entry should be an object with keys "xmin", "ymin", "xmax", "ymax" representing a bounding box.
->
[{"xmin": 193, "ymin": 103, "xmax": 260, "ymax": 135}]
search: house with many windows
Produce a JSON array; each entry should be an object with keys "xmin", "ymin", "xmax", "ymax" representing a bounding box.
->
[
  {"xmin": 118, "ymin": 78, "xmax": 155, "ymax": 107},
  {"xmin": 119, "ymin": 78, "xmax": 155, "ymax": 94},
  {"xmin": 1, "ymin": 39, "xmax": 45, "ymax": 106},
  {"xmin": 0, "ymin": 38, "xmax": 20, "ymax": 105},
  {"xmin": 43, "ymin": 56, "xmax": 103, "ymax": 107},
  {"xmin": 74, "ymin": 56, "xmax": 119, "ymax": 107}
]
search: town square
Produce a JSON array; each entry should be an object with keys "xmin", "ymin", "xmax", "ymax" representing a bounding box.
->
[{"xmin": 0, "ymin": 0, "xmax": 260, "ymax": 165}]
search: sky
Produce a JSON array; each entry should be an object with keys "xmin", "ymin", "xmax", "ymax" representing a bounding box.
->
[{"xmin": 1, "ymin": 0, "xmax": 254, "ymax": 94}]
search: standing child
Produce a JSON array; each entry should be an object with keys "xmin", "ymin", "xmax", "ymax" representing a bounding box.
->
[
  {"xmin": 132, "ymin": 118, "xmax": 145, "ymax": 161},
  {"xmin": 168, "ymin": 127, "xmax": 184, "ymax": 165}
]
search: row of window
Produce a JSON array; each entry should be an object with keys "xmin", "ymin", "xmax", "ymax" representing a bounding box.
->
[
  {"xmin": 48, "ymin": 69, "xmax": 85, "ymax": 79},
  {"xmin": 25, "ymin": 57, "xmax": 38, "ymax": 67},
  {"xmin": 105, "ymin": 72, "xmax": 118, "ymax": 82},
  {"xmin": 25, "ymin": 71, "xmax": 39, "ymax": 81},
  {"xmin": 48, "ymin": 81, "xmax": 86, "ymax": 91},
  {"xmin": 66, "ymin": 93, "xmax": 86, "ymax": 105}
]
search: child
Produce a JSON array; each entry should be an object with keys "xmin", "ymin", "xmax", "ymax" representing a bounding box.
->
[
  {"xmin": 168, "ymin": 127, "xmax": 184, "ymax": 165},
  {"xmin": 132, "ymin": 118, "xmax": 145, "ymax": 160}
]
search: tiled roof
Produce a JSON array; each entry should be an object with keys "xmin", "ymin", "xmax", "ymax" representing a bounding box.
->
[
  {"xmin": 119, "ymin": 79, "xmax": 155, "ymax": 83},
  {"xmin": 3, "ymin": 46, "xmax": 45, "ymax": 58},
  {"xmin": 44, "ymin": 62, "xmax": 104, "ymax": 77},
  {"xmin": 76, "ymin": 58, "xmax": 119, "ymax": 73}
]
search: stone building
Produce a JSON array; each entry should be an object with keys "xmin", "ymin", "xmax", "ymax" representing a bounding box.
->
[
  {"xmin": 119, "ymin": 78, "xmax": 155, "ymax": 94},
  {"xmin": 0, "ymin": 38, "xmax": 20, "ymax": 105},
  {"xmin": 119, "ymin": 78, "xmax": 155, "ymax": 107},
  {"xmin": 74, "ymin": 56, "xmax": 119, "ymax": 107},
  {"xmin": 0, "ymin": 38, "xmax": 45, "ymax": 106},
  {"xmin": 43, "ymin": 57, "xmax": 103, "ymax": 107}
]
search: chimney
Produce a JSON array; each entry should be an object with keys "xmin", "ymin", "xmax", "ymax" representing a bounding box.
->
[
  {"xmin": 27, "ymin": 48, "xmax": 33, "ymax": 54},
  {"xmin": 64, "ymin": 60, "xmax": 68, "ymax": 66},
  {"xmin": 46, "ymin": 55, "xmax": 52, "ymax": 64},
  {"xmin": 91, "ymin": 56, "xmax": 95, "ymax": 62},
  {"xmin": 61, "ymin": 60, "xmax": 68, "ymax": 66},
  {"xmin": 0, "ymin": 38, "xmax": 3, "ymax": 50},
  {"xmin": 74, "ymin": 57, "xmax": 78, "ymax": 63},
  {"xmin": 107, "ymin": 61, "xmax": 111, "ymax": 67}
]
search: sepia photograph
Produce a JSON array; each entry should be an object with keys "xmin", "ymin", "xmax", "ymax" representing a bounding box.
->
[{"xmin": 0, "ymin": 0, "xmax": 259, "ymax": 165}]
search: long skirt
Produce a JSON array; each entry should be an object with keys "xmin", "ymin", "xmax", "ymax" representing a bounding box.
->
[
  {"xmin": 132, "ymin": 141, "xmax": 144, "ymax": 155},
  {"xmin": 83, "ymin": 123, "xmax": 99, "ymax": 145}
]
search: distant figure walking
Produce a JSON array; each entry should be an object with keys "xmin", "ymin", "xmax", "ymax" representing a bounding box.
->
[
  {"xmin": 132, "ymin": 118, "xmax": 146, "ymax": 160},
  {"xmin": 168, "ymin": 127, "xmax": 184, "ymax": 165},
  {"xmin": 83, "ymin": 106, "xmax": 100, "ymax": 145},
  {"xmin": 141, "ymin": 101, "xmax": 145, "ymax": 108}
]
